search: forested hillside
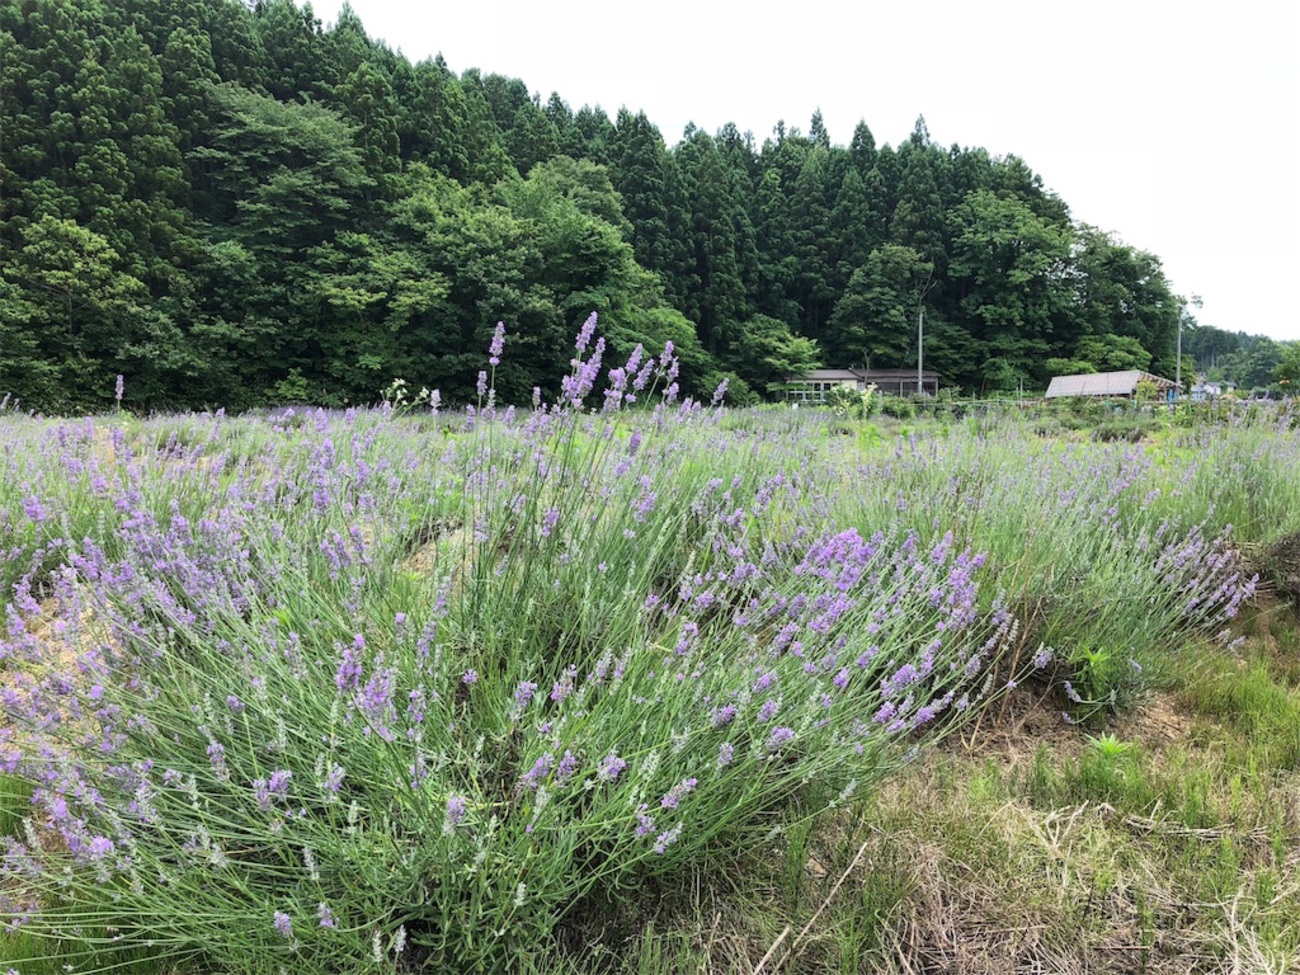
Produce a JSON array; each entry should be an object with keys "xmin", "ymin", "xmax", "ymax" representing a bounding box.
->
[{"xmin": 0, "ymin": 0, "xmax": 1281, "ymax": 411}]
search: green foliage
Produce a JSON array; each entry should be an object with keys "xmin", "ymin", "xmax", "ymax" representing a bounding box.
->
[
  {"xmin": 1272, "ymin": 342, "xmax": 1300, "ymax": 388},
  {"xmin": 731, "ymin": 314, "xmax": 821, "ymax": 396},
  {"xmin": 0, "ymin": 0, "xmax": 1257, "ymax": 412},
  {"xmin": 1044, "ymin": 357, "xmax": 1096, "ymax": 376},
  {"xmin": 823, "ymin": 383, "xmax": 874, "ymax": 418},
  {"xmin": 1090, "ymin": 416, "xmax": 1158, "ymax": 442},
  {"xmin": 1076, "ymin": 334, "xmax": 1154, "ymax": 373},
  {"xmin": 827, "ymin": 244, "xmax": 930, "ymax": 368},
  {"xmin": 879, "ymin": 396, "xmax": 916, "ymax": 420}
]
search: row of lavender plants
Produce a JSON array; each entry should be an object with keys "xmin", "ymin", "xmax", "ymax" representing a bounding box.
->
[{"xmin": 0, "ymin": 320, "xmax": 1285, "ymax": 972}]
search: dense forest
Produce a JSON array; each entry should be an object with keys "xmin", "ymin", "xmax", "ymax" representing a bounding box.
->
[{"xmin": 1, "ymin": 0, "xmax": 1294, "ymax": 412}]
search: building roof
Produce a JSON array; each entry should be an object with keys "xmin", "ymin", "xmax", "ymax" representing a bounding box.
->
[
  {"xmin": 796, "ymin": 369, "xmax": 864, "ymax": 381},
  {"xmin": 1044, "ymin": 370, "xmax": 1176, "ymax": 398},
  {"xmin": 790, "ymin": 368, "xmax": 941, "ymax": 382},
  {"xmin": 854, "ymin": 369, "xmax": 940, "ymax": 381}
]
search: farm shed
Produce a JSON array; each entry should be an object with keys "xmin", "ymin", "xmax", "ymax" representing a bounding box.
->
[
  {"xmin": 1044, "ymin": 370, "xmax": 1177, "ymax": 400},
  {"xmin": 786, "ymin": 368, "xmax": 941, "ymax": 402}
]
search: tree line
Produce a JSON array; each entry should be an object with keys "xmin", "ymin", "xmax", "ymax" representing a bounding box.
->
[{"xmin": 0, "ymin": 0, "xmax": 1290, "ymax": 412}]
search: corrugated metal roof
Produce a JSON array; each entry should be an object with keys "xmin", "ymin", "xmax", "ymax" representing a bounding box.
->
[
  {"xmin": 855, "ymin": 369, "xmax": 940, "ymax": 380},
  {"xmin": 799, "ymin": 369, "xmax": 863, "ymax": 381},
  {"xmin": 791, "ymin": 368, "xmax": 941, "ymax": 382},
  {"xmin": 1044, "ymin": 370, "xmax": 1174, "ymax": 398}
]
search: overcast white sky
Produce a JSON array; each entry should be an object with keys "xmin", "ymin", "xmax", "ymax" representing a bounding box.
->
[{"xmin": 311, "ymin": 0, "xmax": 1299, "ymax": 342}]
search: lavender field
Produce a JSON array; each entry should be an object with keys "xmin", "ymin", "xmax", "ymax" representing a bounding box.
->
[{"xmin": 2, "ymin": 328, "xmax": 1299, "ymax": 974}]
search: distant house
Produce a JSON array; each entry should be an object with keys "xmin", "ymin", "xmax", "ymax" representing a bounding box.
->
[
  {"xmin": 1190, "ymin": 378, "xmax": 1235, "ymax": 402},
  {"xmin": 786, "ymin": 368, "xmax": 940, "ymax": 402},
  {"xmin": 1044, "ymin": 370, "xmax": 1178, "ymax": 400}
]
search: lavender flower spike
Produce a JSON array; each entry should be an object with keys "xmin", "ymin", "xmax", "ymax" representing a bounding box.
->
[
  {"xmin": 489, "ymin": 321, "xmax": 505, "ymax": 366},
  {"xmin": 575, "ymin": 312, "xmax": 598, "ymax": 353}
]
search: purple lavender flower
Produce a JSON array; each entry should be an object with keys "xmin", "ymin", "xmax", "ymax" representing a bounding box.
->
[
  {"xmin": 623, "ymin": 344, "xmax": 644, "ymax": 378},
  {"xmin": 336, "ymin": 636, "xmax": 364, "ymax": 693},
  {"xmin": 556, "ymin": 750, "xmax": 578, "ymax": 785},
  {"xmin": 653, "ymin": 823, "xmax": 682, "ymax": 854},
  {"xmin": 710, "ymin": 704, "xmax": 737, "ymax": 728},
  {"xmin": 634, "ymin": 804, "xmax": 656, "ymax": 837},
  {"xmin": 446, "ymin": 795, "xmax": 467, "ymax": 826},
  {"xmin": 659, "ymin": 777, "xmax": 698, "ymax": 810},
  {"xmin": 476, "ymin": 371, "xmax": 488, "ymax": 398},
  {"xmin": 462, "ymin": 670, "xmax": 478, "ymax": 686},
  {"xmin": 317, "ymin": 903, "xmax": 336, "ymax": 928},
  {"xmin": 360, "ymin": 665, "xmax": 395, "ymax": 737},
  {"xmin": 674, "ymin": 622, "xmax": 699, "ymax": 655},
  {"xmin": 717, "ymin": 742, "xmax": 735, "ymax": 767},
  {"xmin": 881, "ymin": 663, "xmax": 920, "ymax": 697},
  {"xmin": 597, "ymin": 752, "xmax": 627, "ymax": 782},
  {"xmin": 766, "ymin": 726, "xmax": 795, "ymax": 750},
  {"xmin": 20, "ymin": 497, "xmax": 46, "ymax": 523},
  {"xmin": 489, "ymin": 321, "xmax": 505, "ymax": 366},
  {"xmin": 115, "ymin": 374, "xmax": 124, "ymax": 403},
  {"xmin": 206, "ymin": 741, "xmax": 227, "ymax": 779},
  {"xmin": 550, "ymin": 665, "xmax": 577, "ymax": 703},
  {"xmin": 521, "ymin": 753, "xmax": 553, "ymax": 791},
  {"xmin": 575, "ymin": 312, "xmax": 598, "ymax": 353},
  {"xmin": 541, "ymin": 507, "xmax": 559, "ymax": 537},
  {"xmin": 659, "ymin": 340, "xmax": 675, "ymax": 373},
  {"xmin": 273, "ymin": 911, "xmax": 293, "ymax": 940},
  {"xmin": 514, "ymin": 681, "xmax": 538, "ymax": 710}
]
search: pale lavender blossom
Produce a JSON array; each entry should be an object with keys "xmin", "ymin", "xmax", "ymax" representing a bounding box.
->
[
  {"xmin": 575, "ymin": 312, "xmax": 598, "ymax": 353},
  {"xmin": 555, "ymin": 750, "xmax": 578, "ymax": 785},
  {"xmin": 659, "ymin": 777, "xmax": 698, "ymax": 809},
  {"xmin": 514, "ymin": 681, "xmax": 538, "ymax": 710},
  {"xmin": 520, "ymin": 753, "xmax": 553, "ymax": 791},
  {"xmin": 488, "ymin": 321, "xmax": 505, "ymax": 366},
  {"xmin": 766, "ymin": 726, "xmax": 796, "ymax": 750},
  {"xmin": 336, "ymin": 636, "xmax": 364, "ymax": 693},
  {"xmin": 446, "ymin": 795, "xmax": 467, "ymax": 826},
  {"xmin": 596, "ymin": 752, "xmax": 627, "ymax": 782}
]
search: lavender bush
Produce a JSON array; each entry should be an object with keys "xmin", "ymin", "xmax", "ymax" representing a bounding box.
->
[{"xmin": 0, "ymin": 315, "xmax": 1278, "ymax": 972}]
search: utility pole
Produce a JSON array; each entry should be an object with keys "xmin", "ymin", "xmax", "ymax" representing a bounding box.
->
[
  {"xmin": 916, "ymin": 267, "xmax": 935, "ymax": 397},
  {"xmin": 1175, "ymin": 318, "xmax": 1182, "ymax": 398},
  {"xmin": 917, "ymin": 303, "xmax": 924, "ymax": 396},
  {"xmin": 1176, "ymin": 295, "xmax": 1202, "ymax": 401}
]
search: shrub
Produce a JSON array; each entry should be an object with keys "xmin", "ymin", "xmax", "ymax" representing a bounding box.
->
[
  {"xmin": 0, "ymin": 317, "xmax": 1016, "ymax": 974},
  {"xmin": 1091, "ymin": 417, "xmax": 1157, "ymax": 442},
  {"xmin": 823, "ymin": 384, "xmax": 878, "ymax": 419},
  {"xmin": 879, "ymin": 396, "xmax": 916, "ymax": 420}
]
